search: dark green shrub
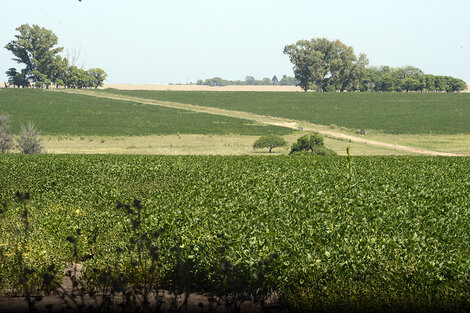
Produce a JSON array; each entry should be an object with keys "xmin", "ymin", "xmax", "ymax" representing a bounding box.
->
[
  {"xmin": 312, "ymin": 146, "xmax": 337, "ymax": 155},
  {"xmin": 289, "ymin": 133, "xmax": 332, "ymax": 155},
  {"xmin": 289, "ymin": 147, "xmax": 337, "ymax": 156}
]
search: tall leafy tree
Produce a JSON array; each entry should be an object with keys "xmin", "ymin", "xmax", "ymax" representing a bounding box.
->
[
  {"xmin": 4, "ymin": 24, "xmax": 63, "ymax": 82},
  {"xmin": 5, "ymin": 68, "xmax": 29, "ymax": 88},
  {"xmin": 283, "ymin": 40, "xmax": 324, "ymax": 91},
  {"xmin": 5, "ymin": 24, "xmax": 107, "ymax": 89},
  {"xmin": 284, "ymin": 38, "xmax": 367, "ymax": 92},
  {"xmin": 87, "ymin": 68, "xmax": 108, "ymax": 88}
]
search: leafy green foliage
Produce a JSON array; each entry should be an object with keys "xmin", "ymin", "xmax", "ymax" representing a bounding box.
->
[
  {"xmin": 4, "ymin": 24, "xmax": 63, "ymax": 81},
  {"xmin": 196, "ymin": 75, "xmax": 298, "ymax": 86},
  {"xmin": 289, "ymin": 134, "xmax": 322, "ymax": 152},
  {"xmin": 1, "ymin": 155, "xmax": 470, "ymax": 311},
  {"xmin": 282, "ymin": 38, "xmax": 465, "ymax": 93},
  {"xmin": 289, "ymin": 134, "xmax": 336, "ymax": 155},
  {"xmin": 361, "ymin": 66, "xmax": 467, "ymax": 92},
  {"xmin": 86, "ymin": 68, "xmax": 107, "ymax": 89},
  {"xmin": 5, "ymin": 68, "xmax": 30, "ymax": 88},
  {"xmin": 0, "ymin": 89, "xmax": 290, "ymax": 136},
  {"xmin": 99, "ymin": 89, "xmax": 470, "ymax": 134},
  {"xmin": 252, "ymin": 134, "xmax": 287, "ymax": 153},
  {"xmin": 4, "ymin": 24, "xmax": 107, "ymax": 89},
  {"xmin": 283, "ymin": 38, "xmax": 367, "ymax": 92}
]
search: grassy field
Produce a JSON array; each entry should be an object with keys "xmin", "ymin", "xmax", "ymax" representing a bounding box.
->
[
  {"xmin": 3, "ymin": 88, "xmax": 469, "ymax": 155},
  {"xmin": 97, "ymin": 89, "xmax": 470, "ymax": 135},
  {"xmin": 0, "ymin": 89, "xmax": 290, "ymax": 136},
  {"xmin": 1, "ymin": 154, "xmax": 469, "ymax": 311},
  {"xmin": 366, "ymin": 133, "xmax": 470, "ymax": 155},
  {"xmin": 41, "ymin": 133, "xmax": 413, "ymax": 156}
]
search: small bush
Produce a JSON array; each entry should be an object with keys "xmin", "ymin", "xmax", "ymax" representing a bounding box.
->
[
  {"xmin": 0, "ymin": 114, "xmax": 14, "ymax": 153},
  {"xmin": 17, "ymin": 122, "xmax": 43, "ymax": 154},
  {"xmin": 289, "ymin": 147, "xmax": 337, "ymax": 156},
  {"xmin": 313, "ymin": 146, "xmax": 337, "ymax": 155}
]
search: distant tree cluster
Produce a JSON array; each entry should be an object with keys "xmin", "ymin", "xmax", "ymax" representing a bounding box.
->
[
  {"xmin": 251, "ymin": 133, "xmax": 337, "ymax": 155},
  {"xmin": 360, "ymin": 66, "xmax": 467, "ymax": 92},
  {"xmin": 196, "ymin": 75, "xmax": 298, "ymax": 87},
  {"xmin": 284, "ymin": 38, "xmax": 467, "ymax": 92},
  {"xmin": 4, "ymin": 24, "xmax": 107, "ymax": 89}
]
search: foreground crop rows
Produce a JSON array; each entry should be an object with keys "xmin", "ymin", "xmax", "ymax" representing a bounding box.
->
[{"xmin": 0, "ymin": 155, "xmax": 469, "ymax": 311}]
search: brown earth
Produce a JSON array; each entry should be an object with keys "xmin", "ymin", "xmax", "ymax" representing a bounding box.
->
[
  {"xmin": 104, "ymin": 83, "xmax": 470, "ymax": 92},
  {"xmin": 3, "ymin": 83, "xmax": 469, "ymax": 92},
  {"xmin": 103, "ymin": 84, "xmax": 304, "ymax": 92},
  {"xmin": 0, "ymin": 293, "xmax": 282, "ymax": 313}
]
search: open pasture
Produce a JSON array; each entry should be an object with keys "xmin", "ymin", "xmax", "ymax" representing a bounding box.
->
[
  {"xmin": 98, "ymin": 89, "xmax": 470, "ymax": 135},
  {"xmin": 1, "ymin": 154, "xmax": 469, "ymax": 311},
  {"xmin": 41, "ymin": 133, "xmax": 413, "ymax": 156}
]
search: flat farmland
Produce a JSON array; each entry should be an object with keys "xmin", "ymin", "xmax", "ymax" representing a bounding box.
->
[
  {"xmin": 97, "ymin": 89, "xmax": 470, "ymax": 135},
  {"xmin": 0, "ymin": 89, "xmax": 290, "ymax": 136}
]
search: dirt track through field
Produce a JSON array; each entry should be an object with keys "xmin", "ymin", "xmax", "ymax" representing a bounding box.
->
[{"xmin": 65, "ymin": 90, "xmax": 465, "ymax": 156}]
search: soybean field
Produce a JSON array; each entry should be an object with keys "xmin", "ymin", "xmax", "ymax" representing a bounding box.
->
[
  {"xmin": 0, "ymin": 89, "xmax": 290, "ymax": 136},
  {"xmin": 1, "ymin": 154, "xmax": 469, "ymax": 311},
  {"xmin": 97, "ymin": 89, "xmax": 470, "ymax": 135}
]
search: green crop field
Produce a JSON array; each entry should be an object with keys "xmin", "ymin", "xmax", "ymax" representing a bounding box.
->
[
  {"xmin": 0, "ymin": 89, "xmax": 290, "ymax": 136},
  {"xmin": 1, "ymin": 154, "xmax": 469, "ymax": 311},
  {"xmin": 98, "ymin": 89, "xmax": 470, "ymax": 135}
]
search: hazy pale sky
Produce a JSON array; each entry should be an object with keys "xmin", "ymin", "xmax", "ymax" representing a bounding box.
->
[{"xmin": 1, "ymin": 0, "xmax": 469, "ymax": 84}]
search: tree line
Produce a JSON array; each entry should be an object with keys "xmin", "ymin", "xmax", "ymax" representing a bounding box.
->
[
  {"xmin": 361, "ymin": 66, "xmax": 466, "ymax": 92},
  {"xmin": 284, "ymin": 38, "xmax": 467, "ymax": 92},
  {"xmin": 4, "ymin": 24, "xmax": 107, "ymax": 89},
  {"xmin": 196, "ymin": 75, "xmax": 298, "ymax": 87}
]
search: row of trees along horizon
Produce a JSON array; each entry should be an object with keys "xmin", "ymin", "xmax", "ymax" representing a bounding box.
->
[
  {"xmin": 3, "ymin": 24, "xmax": 466, "ymax": 93},
  {"xmin": 4, "ymin": 24, "xmax": 107, "ymax": 89},
  {"xmin": 195, "ymin": 75, "xmax": 299, "ymax": 87},
  {"xmin": 199, "ymin": 38, "xmax": 467, "ymax": 93},
  {"xmin": 282, "ymin": 38, "xmax": 467, "ymax": 92}
]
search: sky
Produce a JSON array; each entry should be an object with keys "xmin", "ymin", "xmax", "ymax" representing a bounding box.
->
[{"xmin": 1, "ymin": 0, "xmax": 469, "ymax": 84}]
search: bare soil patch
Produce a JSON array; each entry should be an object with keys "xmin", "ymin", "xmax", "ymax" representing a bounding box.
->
[
  {"xmin": 103, "ymin": 84, "xmax": 303, "ymax": 92},
  {"xmin": 0, "ymin": 294, "xmax": 282, "ymax": 313}
]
